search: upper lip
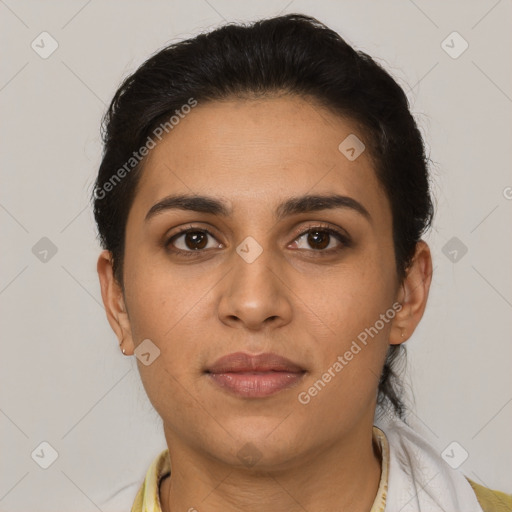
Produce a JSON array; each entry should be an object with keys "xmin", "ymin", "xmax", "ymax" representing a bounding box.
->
[{"xmin": 206, "ymin": 352, "xmax": 305, "ymax": 374}]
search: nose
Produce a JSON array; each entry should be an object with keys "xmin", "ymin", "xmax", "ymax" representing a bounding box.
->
[{"xmin": 217, "ymin": 246, "xmax": 293, "ymax": 331}]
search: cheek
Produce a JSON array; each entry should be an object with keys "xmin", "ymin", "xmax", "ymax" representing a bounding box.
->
[
  {"xmin": 292, "ymin": 268, "xmax": 394, "ymax": 424},
  {"xmin": 124, "ymin": 249, "xmax": 194, "ymax": 335},
  {"xmin": 291, "ymin": 248, "xmax": 396, "ymax": 400},
  {"xmin": 299, "ymin": 253, "xmax": 396, "ymax": 341},
  {"xmin": 124, "ymin": 268, "xmax": 207, "ymax": 416},
  {"xmin": 124, "ymin": 262, "xmax": 214, "ymax": 374}
]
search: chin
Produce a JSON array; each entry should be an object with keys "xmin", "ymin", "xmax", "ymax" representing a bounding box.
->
[{"xmin": 214, "ymin": 420, "xmax": 306, "ymax": 470}]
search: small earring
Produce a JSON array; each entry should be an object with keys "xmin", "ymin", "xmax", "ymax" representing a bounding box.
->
[
  {"xmin": 122, "ymin": 348, "xmax": 126, "ymax": 355},
  {"xmin": 401, "ymin": 329, "xmax": 405, "ymax": 338}
]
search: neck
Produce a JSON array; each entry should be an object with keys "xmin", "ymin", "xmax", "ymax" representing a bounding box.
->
[{"xmin": 159, "ymin": 420, "xmax": 382, "ymax": 512}]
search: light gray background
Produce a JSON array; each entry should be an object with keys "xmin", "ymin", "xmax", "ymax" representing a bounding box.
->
[{"xmin": 1, "ymin": 0, "xmax": 511, "ymax": 510}]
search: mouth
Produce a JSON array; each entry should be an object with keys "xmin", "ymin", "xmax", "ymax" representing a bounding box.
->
[{"xmin": 205, "ymin": 352, "xmax": 306, "ymax": 398}]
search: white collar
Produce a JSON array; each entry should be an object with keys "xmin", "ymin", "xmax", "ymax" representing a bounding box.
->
[{"xmin": 375, "ymin": 412, "xmax": 484, "ymax": 511}]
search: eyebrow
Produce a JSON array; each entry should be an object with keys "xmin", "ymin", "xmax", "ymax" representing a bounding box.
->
[{"xmin": 145, "ymin": 193, "xmax": 371, "ymax": 223}]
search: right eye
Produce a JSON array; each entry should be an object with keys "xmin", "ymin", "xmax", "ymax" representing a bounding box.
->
[{"xmin": 166, "ymin": 227, "xmax": 223, "ymax": 256}]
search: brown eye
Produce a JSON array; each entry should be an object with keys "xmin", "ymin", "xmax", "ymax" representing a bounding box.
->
[
  {"xmin": 291, "ymin": 226, "xmax": 350, "ymax": 253},
  {"xmin": 182, "ymin": 231, "xmax": 208, "ymax": 250},
  {"xmin": 167, "ymin": 228, "xmax": 221, "ymax": 255},
  {"xmin": 307, "ymin": 230, "xmax": 331, "ymax": 250}
]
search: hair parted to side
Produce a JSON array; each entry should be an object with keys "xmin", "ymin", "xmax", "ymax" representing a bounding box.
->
[{"xmin": 92, "ymin": 13, "xmax": 434, "ymax": 420}]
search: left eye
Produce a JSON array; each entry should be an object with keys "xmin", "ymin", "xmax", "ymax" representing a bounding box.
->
[{"xmin": 292, "ymin": 228, "xmax": 348, "ymax": 251}]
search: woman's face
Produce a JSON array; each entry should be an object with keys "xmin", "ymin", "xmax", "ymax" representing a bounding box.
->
[{"xmin": 99, "ymin": 95, "xmax": 429, "ymax": 469}]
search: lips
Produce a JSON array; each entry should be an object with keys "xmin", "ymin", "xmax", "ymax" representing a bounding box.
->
[
  {"xmin": 206, "ymin": 352, "xmax": 305, "ymax": 374},
  {"xmin": 205, "ymin": 352, "xmax": 306, "ymax": 398}
]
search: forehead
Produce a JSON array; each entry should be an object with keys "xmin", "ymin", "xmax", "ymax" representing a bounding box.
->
[{"xmin": 130, "ymin": 95, "xmax": 389, "ymax": 222}]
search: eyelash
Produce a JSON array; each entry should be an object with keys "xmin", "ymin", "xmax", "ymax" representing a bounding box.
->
[{"xmin": 165, "ymin": 223, "xmax": 351, "ymax": 258}]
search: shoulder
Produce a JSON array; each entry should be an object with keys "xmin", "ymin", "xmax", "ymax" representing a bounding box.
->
[{"xmin": 466, "ymin": 477, "xmax": 512, "ymax": 512}]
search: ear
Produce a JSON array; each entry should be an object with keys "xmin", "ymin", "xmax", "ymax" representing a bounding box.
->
[
  {"xmin": 97, "ymin": 250, "xmax": 134, "ymax": 355},
  {"xmin": 389, "ymin": 240, "xmax": 433, "ymax": 345}
]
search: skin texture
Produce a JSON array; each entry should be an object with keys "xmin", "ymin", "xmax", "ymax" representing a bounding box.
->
[{"xmin": 97, "ymin": 95, "xmax": 432, "ymax": 512}]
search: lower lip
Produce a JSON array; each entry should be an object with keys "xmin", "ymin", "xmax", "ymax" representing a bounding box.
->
[{"xmin": 207, "ymin": 371, "xmax": 305, "ymax": 398}]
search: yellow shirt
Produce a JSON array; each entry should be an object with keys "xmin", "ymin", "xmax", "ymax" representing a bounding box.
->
[{"xmin": 130, "ymin": 426, "xmax": 511, "ymax": 512}]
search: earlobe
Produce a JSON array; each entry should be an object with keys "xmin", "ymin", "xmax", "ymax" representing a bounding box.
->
[
  {"xmin": 96, "ymin": 250, "xmax": 135, "ymax": 355},
  {"xmin": 389, "ymin": 241, "xmax": 433, "ymax": 345},
  {"xmin": 117, "ymin": 307, "xmax": 135, "ymax": 355}
]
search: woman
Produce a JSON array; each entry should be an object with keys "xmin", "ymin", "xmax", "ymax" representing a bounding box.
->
[{"xmin": 93, "ymin": 14, "xmax": 511, "ymax": 512}]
